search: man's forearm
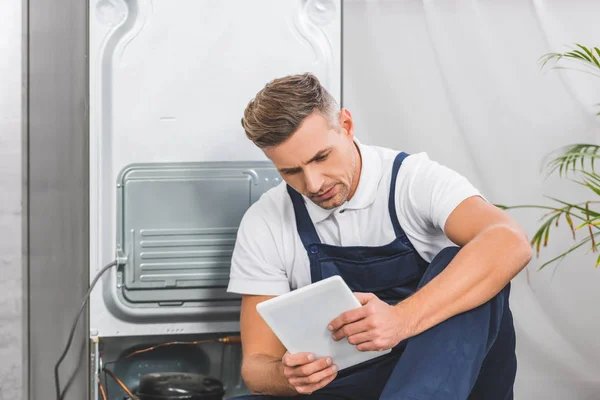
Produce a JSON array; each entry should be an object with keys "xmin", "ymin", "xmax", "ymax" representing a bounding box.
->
[
  {"xmin": 242, "ymin": 354, "xmax": 297, "ymax": 396},
  {"xmin": 398, "ymin": 223, "xmax": 531, "ymax": 337}
]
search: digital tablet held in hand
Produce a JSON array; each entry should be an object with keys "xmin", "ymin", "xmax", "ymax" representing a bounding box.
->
[{"xmin": 256, "ymin": 275, "xmax": 392, "ymax": 371}]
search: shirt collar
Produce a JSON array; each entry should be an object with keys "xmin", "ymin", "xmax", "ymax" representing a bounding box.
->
[{"xmin": 303, "ymin": 138, "xmax": 383, "ymax": 223}]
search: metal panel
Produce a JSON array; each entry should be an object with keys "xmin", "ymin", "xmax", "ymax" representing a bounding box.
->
[
  {"xmin": 26, "ymin": 1, "xmax": 89, "ymax": 399},
  {"xmin": 116, "ymin": 162, "xmax": 280, "ymax": 307}
]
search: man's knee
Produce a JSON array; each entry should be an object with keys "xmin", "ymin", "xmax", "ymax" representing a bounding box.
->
[
  {"xmin": 417, "ymin": 245, "xmax": 512, "ymax": 353},
  {"xmin": 418, "ymin": 246, "xmax": 461, "ymax": 288}
]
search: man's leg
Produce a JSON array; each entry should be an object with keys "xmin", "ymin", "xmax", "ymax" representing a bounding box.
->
[
  {"xmin": 229, "ymin": 344, "xmax": 405, "ymax": 400},
  {"xmin": 379, "ymin": 246, "xmax": 517, "ymax": 400},
  {"xmin": 467, "ymin": 285, "xmax": 516, "ymax": 400}
]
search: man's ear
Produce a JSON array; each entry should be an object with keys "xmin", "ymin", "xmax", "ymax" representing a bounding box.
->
[{"xmin": 339, "ymin": 108, "xmax": 354, "ymax": 139}]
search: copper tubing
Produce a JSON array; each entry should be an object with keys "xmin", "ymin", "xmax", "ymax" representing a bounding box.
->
[
  {"xmin": 103, "ymin": 368, "xmax": 137, "ymax": 399},
  {"xmin": 101, "ymin": 334, "xmax": 242, "ymax": 399},
  {"xmin": 219, "ymin": 335, "xmax": 242, "ymax": 344},
  {"xmin": 97, "ymin": 377, "xmax": 108, "ymax": 400}
]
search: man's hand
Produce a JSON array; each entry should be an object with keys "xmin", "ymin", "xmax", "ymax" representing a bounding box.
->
[
  {"xmin": 329, "ymin": 293, "xmax": 412, "ymax": 352},
  {"xmin": 281, "ymin": 352, "xmax": 338, "ymax": 395}
]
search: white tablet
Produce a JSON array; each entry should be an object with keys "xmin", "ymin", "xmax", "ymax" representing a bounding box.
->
[{"xmin": 256, "ymin": 275, "xmax": 392, "ymax": 371}]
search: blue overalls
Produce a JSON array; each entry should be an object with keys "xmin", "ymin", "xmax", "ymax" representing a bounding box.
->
[{"xmin": 232, "ymin": 152, "xmax": 517, "ymax": 400}]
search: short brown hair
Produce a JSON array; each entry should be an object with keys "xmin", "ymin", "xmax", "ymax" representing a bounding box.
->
[{"xmin": 241, "ymin": 73, "xmax": 339, "ymax": 148}]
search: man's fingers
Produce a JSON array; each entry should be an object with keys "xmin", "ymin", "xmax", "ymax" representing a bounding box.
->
[
  {"xmin": 288, "ymin": 363, "xmax": 338, "ymax": 386},
  {"xmin": 328, "ymin": 306, "xmax": 368, "ymax": 333},
  {"xmin": 288, "ymin": 357, "xmax": 332, "ymax": 377},
  {"xmin": 294, "ymin": 371, "xmax": 338, "ymax": 395},
  {"xmin": 353, "ymin": 292, "xmax": 375, "ymax": 305},
  {"xmin": 346, "ymin": 331, "xmax": 374, "ymax": 346},
  {"xmin": 282, "ymin": 352, "xmax": 315, "ymax": 367},
  {"xmin": 331, "ymin": 319, "xmax": 369, "ymax": 341},
  {"xmin": 327, "ymin": 292, "xmax": 376, "ymax": 333},
  {"xmin": 356, "ymin": 340, "xmax": 387, "ymax": 352}
]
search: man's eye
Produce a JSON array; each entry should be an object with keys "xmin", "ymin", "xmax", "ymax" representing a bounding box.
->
[{"xmin": 316, "ymin": 154, "xmax": 329, "ymax": 162}]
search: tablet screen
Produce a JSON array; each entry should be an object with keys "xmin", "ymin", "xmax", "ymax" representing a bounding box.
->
[{"xmin": 256, "ymin": 275, "xmax": 392, "ymax": 370}]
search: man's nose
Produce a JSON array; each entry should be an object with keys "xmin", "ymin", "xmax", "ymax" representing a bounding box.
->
[{"xmin": 305, "ymin": 168, "xmax": 324, "ymax": 194}]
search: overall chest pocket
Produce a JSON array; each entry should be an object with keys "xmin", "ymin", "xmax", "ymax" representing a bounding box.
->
[{"xmin": 318, "ymin": 247, "xmax": 422, "ymax": 293}]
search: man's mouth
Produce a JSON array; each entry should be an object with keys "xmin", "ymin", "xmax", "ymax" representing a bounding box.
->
[{"xmin": 313, "ymin": 185, "xmax": 337, "ymax": 201}]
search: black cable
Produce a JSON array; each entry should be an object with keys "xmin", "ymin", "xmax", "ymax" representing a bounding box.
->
[{"xmin": 54, "ymin": 260, "xmax": 118, "ymax": 400}]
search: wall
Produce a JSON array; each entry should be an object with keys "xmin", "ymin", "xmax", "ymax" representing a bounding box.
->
[
  {"xmin": 0, "ymin": 0, "xmax": 23, "ymax": 399},
  {"xmin": 343, "ymin": 0, "xmax": 600, "ymax": 398}
]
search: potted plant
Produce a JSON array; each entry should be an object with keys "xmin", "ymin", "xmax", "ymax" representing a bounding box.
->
[{"xmin": 498, "ymin": 44, "xmax": 600, "ymax": 270}]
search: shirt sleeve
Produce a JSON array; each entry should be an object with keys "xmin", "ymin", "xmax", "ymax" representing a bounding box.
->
[
  {"xmin": 395, "ymin": 152, "xmax": 484, "ymax": 235},
  {"xmin": 226, "ymin": 200, "xmax": 291, "ymax": 296}
]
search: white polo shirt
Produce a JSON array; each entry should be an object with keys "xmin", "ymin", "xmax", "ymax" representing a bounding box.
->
[{"xmin": 226, "ymin": 139, "xmax": 483, "ymax": 296}]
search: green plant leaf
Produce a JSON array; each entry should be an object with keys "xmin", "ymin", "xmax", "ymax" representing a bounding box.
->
[
  {"xmin": 579, "ymin": 171, "xmax": 600, "ymax": 186},
  {"xmin": 565, "ymin": 213, "xmax": 575, "ymax": 239},
  {"xmin": 574, "ymin": 216, "xmax": 600, "ymax": 230},
  {"xmin": 531, "ymin": 218, "xmax": 555, "ymax": 256},
  {"xmin": 539, "ymin": 53, "xmax": 558, "ymax": 70},
  {"xmin": 584, "ymin": 180, "xmax": 600, "ymax": 197},
  {"xmin": 496, "ymin": 204, "xmax": 591, "ymax": 224},
  {"xmin": 545, "ymin": 196, "xmax": 600, "ymax": 218},
  {"xmin": 572, "ymin": 178, "xmax": 600, "ymax": 197},
  {"xmin": 576, "ymin": 43, "xmax": 600, "ymax": 68},
  {"xmin": 540, "ymin": 44, "xmax": 600, "ymax": 78},
  {"xmin": 545, "ymin": 144, "xmax": 600, "ymax": 177},
  {"xmin": 537, "ymin": 233, "xmax": 600, "ymax": 270},
  {"xmin": 507, "ymin": 44, "xmax": 600, "ymax": 271},
  {"xmin": 569, "ymin": 50, "xmax": 591, "ymax": 62},
  {"xmin": 543, "ymin": 219, "xmax": 552, "ymax": 246}
]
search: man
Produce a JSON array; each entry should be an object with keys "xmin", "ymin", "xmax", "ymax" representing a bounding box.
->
[{"xmin": 227, "ymin": 73, "xmax": 531, "ymax": 399}]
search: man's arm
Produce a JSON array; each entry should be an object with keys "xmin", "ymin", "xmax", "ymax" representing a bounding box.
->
[
  {"xmin": 240, "ymin": 295, "xmax": 338, "ymax": 395},
  {"xmin": 230, "ymin": 201, "xmax": 338, "ymax": 394},
  {"xmin": 329, "ymin": 196, "xmax": 531, "ymax": 350},
  {"xmin": 240, "ymin": 294, "xmax": 294, "ymax": 395},
  {"xmin": 397, "ymin": 195, "xmax": 531, "ymax": 338}
]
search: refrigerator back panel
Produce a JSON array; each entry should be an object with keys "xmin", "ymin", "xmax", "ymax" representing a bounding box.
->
[
  {"xmin": 89, "ymin": 0, "xmax": 341, "ymax": 337},
  {"xmin": 116, "ymin": 161, "xmax": 280, "ymax": 307}
]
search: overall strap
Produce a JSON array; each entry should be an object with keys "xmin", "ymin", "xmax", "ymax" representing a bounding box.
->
[
  {"xmin": 286, "ymin": 185, "xmax": 322, "ymax": 248},
  {"xmin": 388, "ymin": 152, "xmax": 410, "ymax": 240}
]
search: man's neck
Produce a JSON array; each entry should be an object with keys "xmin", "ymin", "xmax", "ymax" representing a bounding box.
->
[{"xmin": 346, "ymin": 141, "xmax": 363, "ymax": 201}]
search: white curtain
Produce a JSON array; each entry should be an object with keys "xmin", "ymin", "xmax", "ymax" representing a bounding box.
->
[{"xmin": 344, "ymin": 0, "xmax": 600, "ymax": 398}]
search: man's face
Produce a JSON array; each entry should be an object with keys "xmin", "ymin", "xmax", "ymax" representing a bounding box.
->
[{"xmin": 263, "ymin": 109, "xmax": 359, "ymax": 210}]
